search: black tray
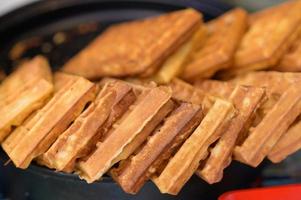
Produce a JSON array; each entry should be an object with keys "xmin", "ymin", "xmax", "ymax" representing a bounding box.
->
[
  {"xmin": 0, "ymin": 149, "xmax": 265, "ymax": 200},
  {"xmin": 0, "ymin": 1, "xmax": 264, "ymax": 200}
]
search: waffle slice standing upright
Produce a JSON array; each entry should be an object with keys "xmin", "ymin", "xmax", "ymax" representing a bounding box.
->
[
  {"xmin": 0, "ymin": 56, "xmax": 53, "ymax": 142},
  {"xmin": 77, "ymin": 86, "xmax": 174, "ymax": 183},
  {"xmin": 195, "ymin": 80, "xmax": 266, "ymax": 183},
  {"xmin": 37, "ymin": 79, "xmax": 136, "ymax": 172},
  {"xmin": 2, "ymin": 73, "xmax": 97, "ymax": 169}
]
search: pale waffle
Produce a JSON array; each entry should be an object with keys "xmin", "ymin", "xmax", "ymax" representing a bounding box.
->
[
  {"xmin": 110, "ymin": 102, "xmax": 203, "ymax": 194},
  {"xmin": 2, "ymin": 74, "xmax": 97, "ymax": 169},
  {"xmin": 194, "ymin": 80, "xmax": 266, "ymax": 184},
  {"xmin": 0, "ymin": 56, "xmax": 53, "ymax": 142},
  {"xmin": 152, "ymin": 99, "xmax": 235, "ymax": 195},
  {"xmin": 37, "ymin": 80, "xmax": 136, "ymax": 172},
  {"xmin": 182, "ymin": 8, "xmax": 248, "ymax": 80},
  {"xmin": 223, "ymin": 0, "xmax": 301, "ymax": 76},
  {"xmin": 63, "ymin": 9, "xmax": 202, "ymax": 79},
  {"xmin": 77, "ymin": 86, "xmax": 173, "ymax": 183},
  {"xmin": 230, "ymin": 72, "xmax": 301, "ymax": 166}
]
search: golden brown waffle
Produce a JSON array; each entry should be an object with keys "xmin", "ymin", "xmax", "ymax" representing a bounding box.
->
[
  {"xmin": 169, "ymin": 78, "xmax": 206, "ymax": 104},
  {"xmin": 2, "ymin": 3, "xmax": 301, "ymax": 195},
  {"xmin": 169, "ymin": 78, "xmax": 213, "ymax": 112},
  {"xmin": 152, "ymin": 99, "xmax": 235, "ymax": 195},
  {"xmin": 2, "ymin": 74, "xmax": 97, "ymax": 169},
  {"xmin": 182, "ymin": 8, "xmax": 248, "ymax": 80},
  {"xmin": 77, "ymin": 86, "xmax": 173, "ymax": 183},
  {"xmin": 231, "ymin": 71, "xmax": 301, "ymax": 115},
  {"xmin": 229, "ymin": 71, "xmax": 301, "ymax": 164},
  {"xmin": 0, "ymin": 56, "xmax": 52, "ymax": 105},
  {"xmin": 229, "ymin": 71, "xmax": 301, "ymax": 166},
  {"xmin": 230, "ymin": 71, "xmax": 301, "ymax": 95},
  {"xmin": 268, "ymin": 121, "xmax": 301, "ymax": 163},
  {"xmin": 126, "ymin": 77, "xmax": 211, "ymax": 108},
  {"xmin": 153, "ymin": 24, "xmax": 207, "ymax": 84},
  {"xmin": 195, "ymin": 80, "xmax": 266, "ymax": 183},
  {"xmin": 234, "ymin": 85, "xmax": 301, "ymax": 167},
  {"xmin": 248, "ymin": 0, "xmax": 296, "ymax": 25},
  {"xmin": 194, "ymin": 80, "xmax": 235, "ymax": 99},
  {"xmin": 63, "ymin": 9, "xmax": 202, "ymax": 79},
  {"xmin": 224, "ymin": 0, "xmax": 301, "ymax": 76},
  {"xmin": 125, "ymin": 78, "xmax": 158, "ymax": 92},
  {"xmin": 0, "ymin": 56, "xmax": 53, "ymax": 142},
  {"xmin": 273, "ymin": 35, "xmax": 301, "ymax": 72},
  {"xmin": 52, "ymin": 72, "xmax": 83, "ymax": 91},
  {"xmin": 111, "ymin": 102, "xmax": 203, "ymax": 194},
  {"xmin": 37, "ymin": 80, "xmax": 135, "ymax": 172}
]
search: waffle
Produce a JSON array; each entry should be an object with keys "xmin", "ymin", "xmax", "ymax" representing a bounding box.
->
[
  {"xmin": 248, "ymin": 0, "xmax": 296, "ymax": 25},
  {"xmin": 0, "ymin": 56, "xmax": 52, "ymax": 102},
  {"xmin": 273, "ymin": 34, "xmax": 301, "ymax": 72},
  {"xmin": 231, "ymin": 71, "xmax": 301, "ymax": 114},
  {"xmin": 111, "ymin": 102, "xmax": 203, "ymax": 194},
  {"xmin": 182, "ymin": 8, "xmax": 248, "ymax": 80},
  {"xmin": 77, "ymin": 86, "xmax": 173, "ymax": 183},
  {"xmin": 224, "ymin": 0, "xmax": 301, "ymax": 76},
  {"xmin": 194, "ymin": 80, "xmax": 235, "ymax": 99},
  {"xmin": 234, "ymin": 84, "xmax": 301, "ymax": 167},
  {"xmin": 229, "ymin": 71, "xmax": 301, "ymax": 165},
  {"xmin": 52, "ymin": 72, "xmax": 83, "ymax": 91},
  {"xmin": 2, "ymin": 2, "xmax": 301, "ymax": 196},
  {"xmin": 230, "ymin": 71, "xmax": 301, "ymax": 95},
  {"xmin": 0, "ymin": 56, "xmax": 53, "ymax": 142},
  {"xmin": 268, "ymin": 121, "xmax": 301, "ymax": 163},
  {"xmin": 153, "ymin": 24, "xmax": 207, "ymax": 84},
  {"xmin": 37, "ymin": 80, "xmax": 136, "ymax": 172},
  {"xmin": 232, "ymin": 72, "xmax": 301, "ymax": 166},
  {"xmin": 63, "ymin": 9, "xmax": 202, "ymax": 79},
  {"xmin": 152, "ymin": 99, "xmax": 235, "ymax": 195},
  {"xmin": 126, "ymin": 78, "xmax": 211, "ymax": 108},
  {"xmin": 2, "ymin": 74, "xmax": 97, "ymax": 168},
  {"xmin": 195, "ymin": 80, "xmax": 266, "ymax": 183},
  {"xmin": 169, "ymin": 78, "xmax": 213, "ymax": 113}
]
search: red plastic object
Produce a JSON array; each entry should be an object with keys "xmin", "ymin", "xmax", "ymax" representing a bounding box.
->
[{"xmin": 219, "ymin": 184, "xmax": 301, "ymax": 200}]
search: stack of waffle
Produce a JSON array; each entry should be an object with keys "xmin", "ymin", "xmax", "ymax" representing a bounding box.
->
[{"xmin": 2, "ymin": 0, "xmax": 301, "ymax": 196}]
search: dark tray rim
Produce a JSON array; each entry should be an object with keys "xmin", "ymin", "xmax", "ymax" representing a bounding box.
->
[
  {"xmin": 0, "ymin": 149, "xmax": 111, "ymax": 183},
  {"xmin": 0, "ymin": 0, "xmax": 233, "ymax": 32}
]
